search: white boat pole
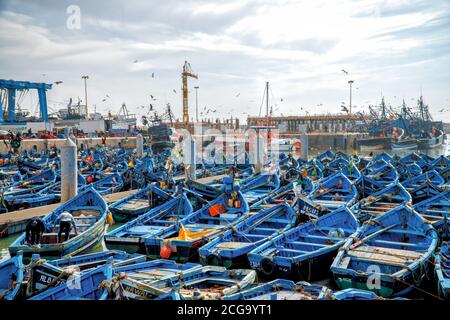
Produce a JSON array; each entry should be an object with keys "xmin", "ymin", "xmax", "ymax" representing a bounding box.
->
[
  {"xmin": 61, "ymin": 137, "xmax": 78, "ymax": 202},
  {"xmin": 189, "ymin": 139, "xmax": 197, "ymax": 180}
]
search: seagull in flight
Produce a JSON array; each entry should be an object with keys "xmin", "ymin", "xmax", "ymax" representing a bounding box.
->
[
  {"xmin": 173, "ymin": 89, "xmax": 177, "ymax": 94},
  {"xmin": 133, "ymin": 59, "xmax": 138, "ymax": 63},
  {"xmin": 151, "ymin": 73, "xmax": 155, "ymax": 78},
  {"xmin": 341, "ymin": 69, "xmax": 348, "ymax": 75},
  {"xmin": 235, "ymin": 93, "xmax": 240, "ymax": 97},
  {"xmin": 54, "ymin": 81, "xmax": 63, "ymax": 85}
]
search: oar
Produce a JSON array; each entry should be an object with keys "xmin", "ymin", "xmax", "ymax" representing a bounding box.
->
[{"xmin": 350, "ymin": 223, "xmax": 399, "ymax": 250}]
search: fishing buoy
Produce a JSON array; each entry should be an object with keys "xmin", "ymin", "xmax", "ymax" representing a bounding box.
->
[
  {"xmin": 0, "ymin": 159, "xmax": 4, "ymax": 164},
  {"xmin": 87, "ymin": 176, "xmax": 94, "ymax": 183},
  {"xmin": 160, "ymin": 244, "xmax": 171, "ymax": 259},
  {"xmin": 106, "ymin": 212, "xmax": 114, "ymax": 225}
]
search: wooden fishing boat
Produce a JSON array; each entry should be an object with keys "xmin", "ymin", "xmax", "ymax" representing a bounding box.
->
[
  {"xmin": 109, "ymin": 185, "xmax": 173, "ymax": 222},
  {"xmin": 402, "ymin": 170, "xmax": 444, "ymax": 203},
  {"xmin": 434, "ymin": 242, "xmax": 450, "ymax": 299},
  {"xmin": 331, "ymin": 205, "xmax": 438, "ymax": 297},
  {"xmin": 105, "ymin": 193, "xmax": 194, "ymax": 254},
  {"xmin": 148, "ymin": 266, "xmax": 256, "ymax": 300},
  {"xmin": 224, "ymin": 279, "xmax": 333, "ymax": 300},
  {"xmin": 0, "ymin": 251, "xmax": 23, "ymax": 300},
  {"xmin": 248, "ymin": 207, "xmax": 359, "ymax": 281},
  {"xmin": 25, "ymin": 251, "xmax": 145, "ymax": 297},
  {"xmin": 144, "ymin": 180, "xmax": 250, "ymax": 262},
  {"xmin": 413, "ymin": 190, "xmax": 450, "ymax": 239},
  {"xmin": 9, "ymin": 187, "xmax": 108, "ymax": 259},
  {"xmin": 418, "ymin": 129, "xmax": 444, "ymax": 149},
  {"xmin": 110, "ymin": 260, "xmax": 201, "ymax": 300},
  {"xmin": 333, "ymin": 288, "xmax": 408, "ymax": 300},
  {"xmin": 398, "ymin": 152, "xmax": 428, "ymax": 170},
  {"xmin": 3, "ymin": 173, "xmax": 87, "ymax": 210},
  {"xmin": 240, "ymin": 173, "xmax": 280, "ymax": 208},
  {"xmin": 396, "ymin": 163, "xmax": 422, "ymax": 182},
  {"xmin": 372, "ymin": 152, "xmax": 393, "ymax": 164},
  {"xmin": 88, "ymin": 172, "xmax": 123, "ymax": 195},
  {"xmin": 29, "ymin": 263, "xmax": 112, "ymax": 300},
  {"xmin": 358, "ymin": 162, "xmax": 399, "ymax": 196},
  {"xmin": 308, "ymin": 172, "xmax": 358, "ymax": 211},
  {"xmin": 351, "ymin": 183, "xmax": 412, "ymax": 222},
  {"xmin": 199, "ymin": 203, "xmax": 297, "ymax": 268},
  {"xmin": 316, "ymin": 149, "xmax": 335, "ymax": 166},
  {"xmin": 1, "ymin": 168, "xmax": 56, "ymax": 197},
  {"xmin": 430, "ymin": 156, "xmax": 450, "ymax": 182}
]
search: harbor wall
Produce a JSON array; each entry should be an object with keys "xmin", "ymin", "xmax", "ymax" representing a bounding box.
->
[
  {"xmin": 279, "ymin": 132, "xmax": 367, "ymax": 151},
  {"xmin": 0, "ymin": 136, "xmax": 137, "ymax": 153}
]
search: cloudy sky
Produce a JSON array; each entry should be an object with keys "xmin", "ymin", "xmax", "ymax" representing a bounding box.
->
[{"xmin": 1, "ymin": 0, "xmax": 450, "ymax": 123}]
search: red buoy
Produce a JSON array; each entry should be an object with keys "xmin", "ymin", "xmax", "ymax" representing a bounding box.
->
[{"xmin": 160, "ymin": 245, "xmax": 171, "ymax": 259}]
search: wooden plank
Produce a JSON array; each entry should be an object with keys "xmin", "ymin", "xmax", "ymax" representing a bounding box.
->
[{"xmin": 194, "ymin": 174, "xmax": 228, "ymax": 184}]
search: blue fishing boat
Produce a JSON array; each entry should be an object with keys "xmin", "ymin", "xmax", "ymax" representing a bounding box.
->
[
  {"xmin": 149, "ymin": 266, "xmax": 256, "ymax": 300},
  {"xmin": 3, "ymin": 173, "xmax": 87, "ymax": 210},
  {"xmin": 29, "ymin": 263, "xmax": 112, "ymax": 300},
  {"xmin": 89, "ymin": 172, "xmax": 123, "ymax": 195},
  {"xmin": 398, "ymin": 152, "xmax": 428, "ymax": 170},
  {"xmin": 430, "ymin": 155, "xmax": 450, "ymax": 182},
  {"xmin": 308, "ymin": 172, "xmax": 358, "ymax": 211},
  {"xmin": 199, "ymin": 203, "xmax": 297, "ymax": 268},
  {"xmin": 110, "ymin": 260, "xmax": 201, "ymax": 300},
  {"xmin": 248, "ymin": 207, "xmax": 359, "ymax": 280},
  {"xmin": 396, "ymin": 163, "xmax": 422, "ymax": 181},
  {"xmin": 25, "ymin": 251, "xmax": 145, "ymax": 297},
  {"xmin": 413, "ymin": 190, "xmax": 450, "ymax": 239},
  {"xmin": 144, "ymin": 179, "xmax": 249, "ymax": 262},
  {"xmin": 333, "ymin": 288, "xmax": 407, "ymax": 300},
  {"xmin": 105, "ymin": 193, "xmax": 193, "ymax": 254},
  {"xmin": 434, "ymin": 242, "xmax": 450, "ymax": 299},
  {"xmin": 351, "ymin": 183, "xmax": 412, "ymax": 221},
  {"xmin": 1, "ymin": 168, "xmax": 56, "ymax": 197},
  {"xmin": 331, "ymin": 205, "xmax": 438, "ymax": 297},
  {"xmin": 240, "ymin": 173, "xmax": 280, "ymax": 208},
  {"xmin": 9, "ymin": 187, "xmax": 108, "ymax": 259},
  {"xmin": 359, "ymin": 162, "xmax": 399, "ymax": 196},
  {"xmin": 316, "ymin": 149, "xmax": 335, "ymax": 165},
  {"xmin": 0, "ymin": 251, "xmax": 23, "ymax": 300},
  {"xmin": 402, "ymin": 170, "xmax": 444, "ymax": 203},
  {"xmin": 372, "ymin": 152, "xmax": 393, "ymax": 164},
  {"xmin": 224, "ymin": 279, "xmax": 333, "ymax": 300},
  {"xmin": 109, "ymin": 184, "xmax": 173, "ymax": 222}
]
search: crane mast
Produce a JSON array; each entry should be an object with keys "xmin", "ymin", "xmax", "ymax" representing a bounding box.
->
[{"xmin": 181, "ymin": 60, "xmax": 198, "ymax": 123}]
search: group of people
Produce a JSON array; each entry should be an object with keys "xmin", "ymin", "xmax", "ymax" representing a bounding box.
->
[{"xmin": 25, "ymin": 210, "xmax": 78, "ymax": 246}]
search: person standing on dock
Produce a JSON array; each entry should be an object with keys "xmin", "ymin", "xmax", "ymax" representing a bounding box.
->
[
  {"xmin": 25, "ymin": 217, "xmax": 45, "ymax": 246},
  {"xmin": 54, "ymin": 211, "xmax": 77, "ymax": 243},
  {"xmin": 101, "ymin": 135, "xmax": 107, "ymax": 147}
]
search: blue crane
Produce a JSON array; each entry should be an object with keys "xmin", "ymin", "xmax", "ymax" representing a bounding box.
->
[{"xmin": 0, "ymin": 79, "xmax": 52, "ymax": 123}]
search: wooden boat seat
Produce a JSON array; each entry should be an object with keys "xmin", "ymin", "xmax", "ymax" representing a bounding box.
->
[
  {"xmin": 252, "ymin": 227, "xmax": 278, "ymax": 233},
  {"xmin": 277, "ymin": 248, "xmax": 309, "ymax": 255},
  {"xmin": 315, "ymin": 227, "xmax": 355, "ymax": 234},
  {"xmin": 149, "ymin": 220, "xmax": 177, "ymax": 225},
  {"xmin": 128, "ymin": 226, "xmax": 164, "ymax": 234},
  {"xmin": 243, "ymin": 234, "xmax": 267, "ymax": 240},
  {"xmin": 265, "ymin": 218, "xmax": 291, "ymax": 224},
  {"xmin": 347, "ymin": 245, "xmax": 423, "ymax": 267},
  {"xmin": 288, "ymin": 241, "xmax": 330, "ymax": 248},
  {"xmin": 120, "ymin": 199, "xmax": 149, "ymax": 210},
  {"xmin": 215, "ymin": 242, "xmax": 252, "ymax": 250},
  {"xmin": 296, "ymin": 233, "xmax": 343, "ymax": 242},
  {"xmin": 385, "ymin": 229, "xmax": 426, "ymax": 237},
  {"xmin": 370, "ymin": 239, "xmax": 426, "ymax": 249}
]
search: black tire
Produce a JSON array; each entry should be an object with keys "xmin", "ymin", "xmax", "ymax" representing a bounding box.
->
[
  {"xmin": 207, "ymin": 254, "xmax": 223, "ymax": 266},
  {"xmin": 259, "ymin": 257, "xmax": 276, "ymax": 276}
]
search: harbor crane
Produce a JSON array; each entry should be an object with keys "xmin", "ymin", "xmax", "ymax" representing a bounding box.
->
[
  {"xmin": 0, "ymin": 79, "xmax": 52, "ymax": 123},
  {"xmin": 181, "ymin": 61, "xmax": 198, "ymax": 123}
]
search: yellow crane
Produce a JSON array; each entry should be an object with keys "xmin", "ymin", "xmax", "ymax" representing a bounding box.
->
[{"xmin": 181, "ymin": 60, "xmax": 198, "ymax": 123}]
